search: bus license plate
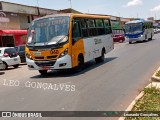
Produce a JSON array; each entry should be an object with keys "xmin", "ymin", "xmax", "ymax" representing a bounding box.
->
[
  {"xmin": 34, "ymin": 52, "xmax": 41, "ymax": 56},
  {"xmin": 42, "ymin": 66, "xmax": 50, "ymax": 70}
]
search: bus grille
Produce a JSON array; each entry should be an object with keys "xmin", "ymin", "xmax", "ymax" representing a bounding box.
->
[
  {"xmin": 47, "ymin": 55, "xmax": 58, "ymax": 59},
  {"xmin": 35, "ymin": 61, "xmax": 56, "ymax": 67},
  {"xmin": 35, "ymin": 57, "xmax": 44, "ymax": 59},
  {"xmin": 34, "ymin": 55, "xmax": 58, "ymax": 60}
]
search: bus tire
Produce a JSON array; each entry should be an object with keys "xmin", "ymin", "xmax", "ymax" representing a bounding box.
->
[
  {"xmin": 39, "ymin": 70, "xmax": 48, "ymax": 75},
  {"xmin": 150, "ymin": 34, "xmax": 152, "ymax": 40},
  {"xmin": 13, "ymin": 64, "xmax": 19, "ymax": 68},
  {"xmin": 145, "ymin": 34, "xmax": 148, "ymax": 42},
  {"xmin": 75, "ymin": 55, "xmax": 84, "ymax": 72},
  {"xmin": 95, "ymin": 49, "xmax": 105, "ymax": 63}
]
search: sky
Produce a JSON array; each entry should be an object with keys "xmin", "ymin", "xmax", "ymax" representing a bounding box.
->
[{"xmin": 1, "ymin": 0, "xmax": 160, "ymax": 19}]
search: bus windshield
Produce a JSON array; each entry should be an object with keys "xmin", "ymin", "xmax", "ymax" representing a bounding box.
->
[
  {"xmin": 28, "ymin": 16, "xmax": 70, "ymax": 45},
  {"xmin": 125, "ymin": 23, "xmax": 143, "ymax": 34}
]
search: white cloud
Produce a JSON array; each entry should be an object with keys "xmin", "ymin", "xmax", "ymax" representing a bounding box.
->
[
  {"xmin": 150, "ymin": 5, "xmax": 160, "ymax": 12},
  {"xmin": 124, "ymin": 0, "xmax": 143, "ymax": 7}
]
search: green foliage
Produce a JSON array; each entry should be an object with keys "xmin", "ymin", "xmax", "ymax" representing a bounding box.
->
[
  {"xmin": 125, "ymin": 87, "xmax": 160, "ymax": 120},
  {"xmin": 156, "ymin": 70, "xmax": 160, "ymax": 77}
]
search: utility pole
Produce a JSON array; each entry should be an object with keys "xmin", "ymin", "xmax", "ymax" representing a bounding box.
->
[
  {"xmin": 118, "ymin": 12, "xmax": 121, "ymax": 17},
  {"xmin": 36, "ymin": 0, "xmax": 40, "ymax": 16},
  {"xmin": 155, "ymin": 13, "xmax": 157, "ymax": 20},
  {"xmin": 137, "ymin": 13, "xmax": 139, "ymax": 18},
  {"xmin": 88, "ymin": 10, "xmax": 90, "ymax": 14},
  {"xmin": 68, "ymin": 0, "xmax": 72, "ymax": 9},
  {"xmin": 36, "ymin": 0, "xmax": 39, "ymax": 7}
]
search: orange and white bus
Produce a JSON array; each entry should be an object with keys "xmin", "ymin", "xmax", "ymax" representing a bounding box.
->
[{"xmin": 26, "ymin": 13, "xmax": 114, "ymax": 75}]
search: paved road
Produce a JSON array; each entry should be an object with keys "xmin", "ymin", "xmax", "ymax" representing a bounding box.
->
[{"xmin": 0, "ymin": 34, "xmax": 160, "ymax": 120}]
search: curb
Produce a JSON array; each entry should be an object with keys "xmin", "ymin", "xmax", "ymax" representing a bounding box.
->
[
  {"xmin": 118, "ymin": 91, "xmax": 144, "ymax": 120},
  {"xmin": 118, "ymin": 66, "xmax": 160, "ymax": 120},
  {"xmin": 151, "ymin": 67, "xmax": 160, "ymax": 82}
]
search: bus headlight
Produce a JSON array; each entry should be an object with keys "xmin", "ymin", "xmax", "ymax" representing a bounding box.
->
[
  {"xmin": 26, "ymin": 53, "xmax": 33, "ymax": 60},
  {"xmin": 60, "ymin": 49, "xmax": 68, "ymax": 58},
  {"xmin": 140, "ymin": 35, "xmax": 143, "ymax": 37},
  {"xmin": 138, "ymin": 35, "xmax": 143, "ymax": 38}
]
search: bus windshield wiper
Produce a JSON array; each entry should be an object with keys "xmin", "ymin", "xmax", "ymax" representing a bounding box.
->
[{"xmin": 51, "ymin": 35, "xmax": 68, "ymax": 50}]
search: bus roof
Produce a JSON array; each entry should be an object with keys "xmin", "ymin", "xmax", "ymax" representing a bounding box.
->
[
  {"xmin": 125, "ymin": 19, "xmax": 152, "ymax": 25},
  {"xmin": 33, "ymin": 13, "xmax": 110, "ymax": 22},
  {"xmin": 71, "ymin": 13, "xmax": 110, "ymax": 19}
]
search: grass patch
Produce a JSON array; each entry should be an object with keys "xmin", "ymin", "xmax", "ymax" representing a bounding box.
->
[
  {"xmin": 156, "ymin": 70, "xmax": 160, "ymax": 77},
  {"xmin": 125, "ymin": 87, "xmax": 160, "ymax": 120}
]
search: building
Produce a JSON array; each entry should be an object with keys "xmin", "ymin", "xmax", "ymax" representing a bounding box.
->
[
  {"xmin": 0, "ymin": 1, "xmax": 58, "ymax": 47},
  {"xmin": 110, "ymin": 16, "xmax": 133, "ymax": 34},
  {"xmin": 147, "ymin": 17, "xmax": 160, "ymax": 28},
  {"xmin": 0, "ymin": 1, "xmax": 58, "ymax": 30},
  {"xmin": 154, "ymin": 20, "xmax": 160, "ymax": 28},
  {"xmin": 147, "ymin": 17, "xmax": 154, "ymax": 21},
  {"xmin": 58, "ymin": 8, "xmax": 82, "ymax": 14},
  {"xmin": 120, "ymin": 18, "xmax": 133, "ymax": 28}
]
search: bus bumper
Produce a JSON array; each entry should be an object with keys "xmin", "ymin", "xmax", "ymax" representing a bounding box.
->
[
  {"xmin": 26, "ymin": 54, "xmax": 72, "ymax": 70},
  {"xmin": 128, "ymin": 35, "xmax": 144, "ymax": 42}
]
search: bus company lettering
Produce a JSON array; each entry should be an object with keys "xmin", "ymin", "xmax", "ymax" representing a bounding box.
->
[
  {"xmin": 94, "ymin": 38, "xmax": 102, "ymax": 45},
  {"xmin": 50, "ymin": 49, "xmax": 59, "ymax": 54},
  {"xmin": 3, "ymin": 79, "xmax": 75, "ymax": 92}
]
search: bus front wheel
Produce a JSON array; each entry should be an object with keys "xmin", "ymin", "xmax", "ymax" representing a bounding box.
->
[
  {"xmin": 74, "ymin": 55, "xmax": 84, "ymax": 72},
  {"xmin": 39, "ymin": 70, "xmax": 48, "ymax": 75}
]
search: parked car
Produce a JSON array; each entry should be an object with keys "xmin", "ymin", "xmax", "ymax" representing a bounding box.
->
[
  {"xmin": 113, "ymin": 34, "xmax": 125, "ymax": 43},
  {"xmin": 15, "ymin": 45, "xmax": 26, "ymax": 63},
  {"xmin": 0, "ymin": 47, "xmax": 21, "ymax": 70},
  {"xmin": 154, "ymin": 29, "xmax": 157, "ymax": 33}
]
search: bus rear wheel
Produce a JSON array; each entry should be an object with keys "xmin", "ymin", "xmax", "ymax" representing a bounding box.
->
[
  {"xmin": 39, "ymin": 70, "xmax": 48, "ymax": 75},
  {"xmin": 95, "ymin": 50, "xmax": 105, "ymax": 63},
  {"xmin": 150, "ymin": 34, "xmax": 153, "ymax": 40},
  {"xmin": 13, "ymin": 64, "xmax": 19, "ymax": 68}
]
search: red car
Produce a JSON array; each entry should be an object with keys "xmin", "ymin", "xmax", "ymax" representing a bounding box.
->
[{"xmin": 113, "ymin": 34, "xmax": 125, "ymax": 43}]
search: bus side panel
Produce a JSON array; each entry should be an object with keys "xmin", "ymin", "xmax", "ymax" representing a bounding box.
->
[
  {"xmin": 83, "ymin": 34, "xmax": 114, "ymax": 62},
  {"xmin": 104, "ymin": 34, "xmax": 114, "ymax": 54},
  {"xmin": 83, "ymin": 37, "xmax": 94, "ymax": 62},
  {"xmin": 144, "ymin": 28, "xmax": 154, "ymax": 40},
  {"xmin": 71, "ymin": 39, "xmax": 85, "ymax": 67}
]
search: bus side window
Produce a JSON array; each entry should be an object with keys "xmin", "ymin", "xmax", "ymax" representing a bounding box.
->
[
  {"xmin": 72, "ymin": 20, "xmax": 81, "ymax": 44},
  {"xmin": 87, "ymin": 19, "xmax": 97, "ymax": 36},
  {"xmin": 80, "ymin": 19, "xmax": 89, "ymax": 37},
  {"xmin": 95, "ymin": 19, "xmax": 105, "ymax": 35},
  {"xmin": 104, "ymin": 19, "xmax": 112, "ymax": 34}
]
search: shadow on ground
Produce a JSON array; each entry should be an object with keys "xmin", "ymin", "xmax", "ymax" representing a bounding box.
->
[
  {"xmin": 0, "ymin": 72, "xmax": 5, "ymax": 75},
  {"xmin": 0, "ymin": 66, "xmax": 23, "ymax": 71},
  {"xmin": 30, "ymin": 57, "xmax": 117, "ymax": 79}
]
